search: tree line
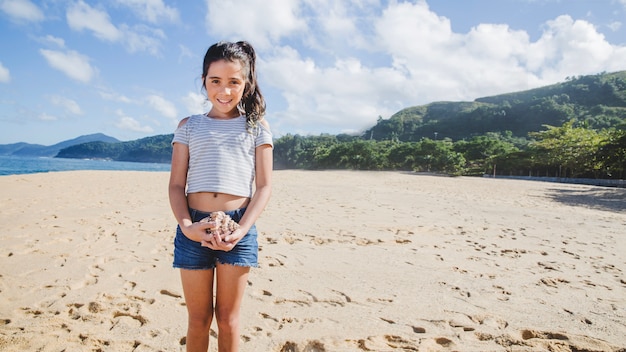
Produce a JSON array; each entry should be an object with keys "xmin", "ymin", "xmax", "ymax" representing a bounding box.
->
[
  {"xmin": 273, "ymin": 122, "xmax": 626, "ymax": 179},
  {"xmin": 56, "ymin": 122, "xmax": 626, "ymax": 180}
]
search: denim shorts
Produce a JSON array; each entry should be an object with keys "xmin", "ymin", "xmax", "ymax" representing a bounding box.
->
[{"xmin": 173, "ymin": 208, "xmax": 259, "ymax": 269}]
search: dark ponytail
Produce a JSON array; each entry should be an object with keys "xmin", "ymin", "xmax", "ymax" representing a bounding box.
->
[{"xmin": 201, "ymin": 41, "xmax": 266, "ymax": 130}]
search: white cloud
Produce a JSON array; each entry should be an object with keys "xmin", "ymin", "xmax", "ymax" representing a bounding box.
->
[
  {"xmin": 294, "ymin": 0, "xmax": 379, "ymax": 56},
  {"xmin": 66, "ymin": 1, "xmax": 164, "ymax": 55},
  {"xmin": 48, "ymin": 95, "xmax": 83, "ymax": 115},
  {"xmin": 115, "ymin": 110, "xmax": 154, "ymax": 133},
  {"xmin": 100, "ymin": 91, "xmax": 179, "ymax": 123},
  {"xmin": 67, "ymin": 1, "xmax": 122, "ymax": 42},
  {"xmin": 38, "ymin": 113, "xmax": 57, "ymax": 121},
  {"xmin": 99, "ymin": 90, "xmax": 133, "ymax": 103},
  {"xmin": 370, "ymin": 3, "xmax": 626, "ymax": 95},
  {"xmin": 205, "ymin": 0, "xmax": 306, "ymax": 49},
  {"xmin": 607, "ymin": 21, "xmax": 622, "ymax": 32},
  {"xmin": 115, "ymin": 0, "xmax": 179, "ymax": 23},
  {"xmin": 178, "ymin": 44, "xmax": 194, "ymax": 63},
  {"xmin": 182, "ymin": 92, "xmax": 207, "ymax": 115},
  {"xmin": 0, "ymin": 62, "xmax": 10, "ymax": 83},
  {"xmin": 146, "ymin": 94, "xmax": 177, "ymax": 119},
  {"xmin": 39, "ymin": 49, "xmax": 97, "ymax": 83},
  {"xmin": 120, "ymin": 24, "xmax": 165, "ymax": 55},
  {"xmin": 253, "ymin": 1, "xmax": 626, "ymax": 135},
  {"xmin": 0, "ymin": 0, "xmax": 44, "ymax": 22},
  {"xmin": 261, "ymin": 47, "xmax": 404, "ymax": 134},
  {"xmin": 40, "ymin": 35, "xmax": 66, "ymax": 48},
  {"xmin": 528, "ymin": 15, "xmax": 624, "ymax": 79}
]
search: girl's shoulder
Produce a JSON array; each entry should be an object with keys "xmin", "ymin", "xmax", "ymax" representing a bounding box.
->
[
  {"xmin": 177, "ymin": 116, "xmax": 190, "ymax": 128},
  {"xmin": 258, "ymin": 117, "xmax": 270, "ymax": 130},
  {"xmin": 177, "ymin": 114, "xmax": 204, "ymax": 128}
]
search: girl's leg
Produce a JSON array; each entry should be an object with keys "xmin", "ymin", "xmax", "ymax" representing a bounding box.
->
[
  {"xmin": 214, "ymin": 263, "xmax": 251, "ymax": 352},
  {"xmin": 180, "ymin": 269, "xmax": 215, "ymax": 352}
]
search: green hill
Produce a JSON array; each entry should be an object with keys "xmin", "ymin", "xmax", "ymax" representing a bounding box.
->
[
  {"xmin": 56, "ymin": 134, "xmax": 173, "ymax": 163},
  {"xmin": 365, "ymin": 71, "xmax": 626, "ymax": 141},
  {"xmin": 0, "ymin": 133, "xmax": 119, "ymax": 157}
]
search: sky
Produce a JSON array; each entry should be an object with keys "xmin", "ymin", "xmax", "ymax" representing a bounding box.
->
[{"xmin": 1, "ymin": 0, "xmax": 625, "ymax": 145}]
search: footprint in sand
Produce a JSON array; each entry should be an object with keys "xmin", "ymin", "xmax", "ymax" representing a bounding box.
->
[
  {"xmin": 468, "ymin": 314, "xmax": 509, "ymax": 330},
  {"xmin": 538, "ymin": 277, "xmax": 570, "ymax": 288},
  {"xmin": 302, "ymin": 340, "xmax": 326, "ymax": 351},
  {"xmin": 562, "ymin": 308, "xmax": 593, "ymax": 325},
  {"xmin": 412, "ymin": 326, "xmax": 426, "ymax": 333},
  {"xmin": 264, "ymin": 236, "xmax": 278, "ymax": 244},
  {"xmin": 435, "ymin": 337, "xmax": 454, "ymax": 347},
  {"xmin": 331, "ymin": 289, "xmax": 352, "ymax": 303},
  {"xmin": 278, "ymin": 341, "xmax": 298, "ymax": 352},
  {"xmin": 380, "ymin": 317, "xmax": 395, "ymax": 324},
  {"xmin": 448, "ymin": 314, "xmax": 476, "ymax": 332},
  {"xmin": 159, "ymin": 289, "xmax": 181, "ymax": 299},
  {"xmin": 264, "ymin": 255, "xmax": 285, "ymax": 267},
  {"xmin": 112, "ymin": 311, "xmax": 147, "ymax": 327},
  {"xmin": 492, "ymin": 284, "xmax": 512, "ymax": 301},
  {"xmin": 260, "ymin": 312, "xmax": 282, "ymax": 330},
  {"xmin": 384, "ymin": 335, "xmax": 419, "ymax": 350},
  {"xmin": 438, "ymin": 281, "xmax": 472, "ymax": 298}
]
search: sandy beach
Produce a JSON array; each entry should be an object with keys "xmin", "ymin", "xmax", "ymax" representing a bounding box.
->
[{"xmin": 0, "ymin": 170, "xmax": 625, "ymax": 351}]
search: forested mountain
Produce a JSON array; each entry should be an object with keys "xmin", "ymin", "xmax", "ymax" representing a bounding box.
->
[
  {"xmin": 365, "ymin": 71, "xmax": 626, "ymax": 141},
  {"xmin": 56, "ymin": 134, "xmax": 172, "ymax": 163},
  {"xmin": 0, "ymin": 133, "xmax": 119, "ymax": 157},
  {"xmin": 274, "ymin": 71, "xmax": 626, "ymax": 180}
]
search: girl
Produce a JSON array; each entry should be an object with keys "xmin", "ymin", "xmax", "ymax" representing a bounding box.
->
[{"xmin": 169, "ymin": 41, "xmax": 273, "ymax": 352}]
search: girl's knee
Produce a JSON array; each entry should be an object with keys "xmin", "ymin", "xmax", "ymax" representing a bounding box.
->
[
  {"xmin": 215, "ymin": 309, "xmax": 239, "ymax": 332},
  {"xmin": 188, "ymin": 312, "xmax": 213, "ymax": 332}
]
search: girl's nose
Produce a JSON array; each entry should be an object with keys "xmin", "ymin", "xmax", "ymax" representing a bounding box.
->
[{"xmin": 224, "ymin": 87, "xmax": 231, "ymax": 95}]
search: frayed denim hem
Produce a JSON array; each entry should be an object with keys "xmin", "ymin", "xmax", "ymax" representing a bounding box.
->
[
  {"xmin": 216, "ymin": 259, "xmax": 259, "ymax": 268},
  {"xmin": 172, "ymin": 264, "xmax": 216, "ymax": 270}
]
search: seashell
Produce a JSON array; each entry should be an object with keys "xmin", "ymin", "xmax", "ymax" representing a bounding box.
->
[{"xmin": 199, "ymin": 211, "xmax": 240, "ymax": 235}]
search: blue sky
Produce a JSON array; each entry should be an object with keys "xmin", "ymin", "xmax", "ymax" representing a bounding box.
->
[{"xmin": 1, "ymin": 0, "xmax": 625, "ymax": 145}]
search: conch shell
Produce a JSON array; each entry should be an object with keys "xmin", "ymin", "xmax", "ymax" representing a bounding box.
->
[{"xmin": 199, "ymin": 211, "xmax": 240, "ymax": 234}]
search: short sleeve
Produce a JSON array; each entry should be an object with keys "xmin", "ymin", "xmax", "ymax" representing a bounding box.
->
[
  {"xmin": 172, "ymin": 118, "xmax": 190, "ymax": 146},
  {"xmin": 255, "ymin": 123, "xmax": 273, "ymax": 148}
]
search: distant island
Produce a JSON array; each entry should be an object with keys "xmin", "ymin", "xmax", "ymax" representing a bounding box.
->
[
  {"xmin": 1, "ymin": 71, "xmax": 624, "ymax": 181},
  {"xmin": 55, "ymin": 134, "xmax": 173, "ymax": 164},
  {"xmin": 0, "ymin": 133, "xmax": 119, "ymax": 158}
]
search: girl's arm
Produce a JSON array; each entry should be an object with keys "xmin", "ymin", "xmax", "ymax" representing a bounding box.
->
[
  {"xmin": 169, "ymin": 140, "xmax": 214, "ymax": 242},
  {"xmin": 221, "ymin": 143, "xmax": 273, "ymax": 245}
]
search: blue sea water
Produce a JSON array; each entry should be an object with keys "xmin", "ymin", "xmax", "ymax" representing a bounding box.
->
[{"xmin": 0, "ymin": 155, "xmax": 171, "ymax": 176}]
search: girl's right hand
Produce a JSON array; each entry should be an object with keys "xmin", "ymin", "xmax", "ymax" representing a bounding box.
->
[{"xmin": 182, "ymin": 221, "xmax": 217, "ymax": 242}]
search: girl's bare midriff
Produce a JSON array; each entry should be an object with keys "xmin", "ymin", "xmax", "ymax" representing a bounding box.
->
[{"xmin": 187, "ymin": 192, "xmax": 250, "ymax": 213}]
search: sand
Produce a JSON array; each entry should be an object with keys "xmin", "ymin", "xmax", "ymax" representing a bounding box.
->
[{"xmin": 0, "ymin": 170, "xmax": 625, "ymax": 352}]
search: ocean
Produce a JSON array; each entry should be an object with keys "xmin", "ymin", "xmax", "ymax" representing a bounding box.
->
[{"xmin": 0, "ymin": 155, "xmax": 171, "ymax": 176}]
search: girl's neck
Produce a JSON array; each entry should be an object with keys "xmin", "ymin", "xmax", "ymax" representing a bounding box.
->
[{"xmin": 206, "ymin": 110, "xmax": 240, "ymax": 120}]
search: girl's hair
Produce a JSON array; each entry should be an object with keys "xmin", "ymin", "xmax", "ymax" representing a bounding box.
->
[{"xmin": 201, "ymin": 41, "xmax": 266, "ymax": 129}]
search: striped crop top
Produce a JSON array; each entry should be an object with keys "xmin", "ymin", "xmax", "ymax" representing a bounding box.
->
[{"xmin": 171, "ymin": 114, "xmax": 273, "ymax": 198}]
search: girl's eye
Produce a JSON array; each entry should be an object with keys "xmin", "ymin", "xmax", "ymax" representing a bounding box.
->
[{"xmin": 211, "ymin": 79, "xmax": 220, "ymax": 84}]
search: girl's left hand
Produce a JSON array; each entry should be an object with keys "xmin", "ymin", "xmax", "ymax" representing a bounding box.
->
[{"xmin": 201, "ymin": 228, "xmax": 244, "ymax": 252}]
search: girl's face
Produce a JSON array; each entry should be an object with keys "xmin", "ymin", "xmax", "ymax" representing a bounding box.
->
[{"xmin": 204, "ymin": 59, "xmax": 246, "ymax": 119}]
